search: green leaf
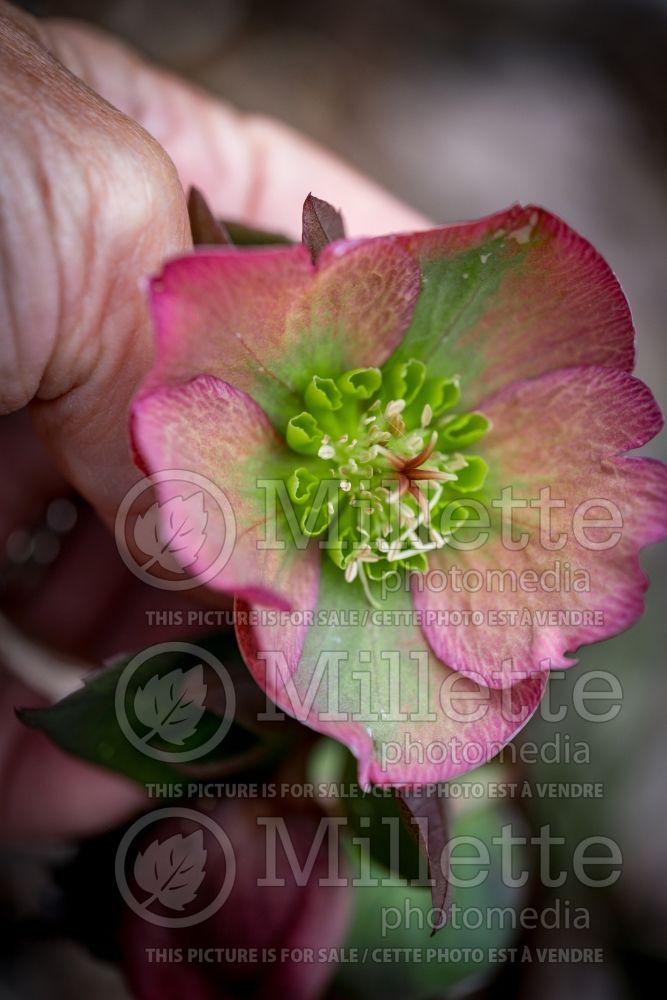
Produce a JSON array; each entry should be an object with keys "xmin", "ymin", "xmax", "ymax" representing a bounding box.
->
[
  {"xmin": 335, "ymin": 748, "xmax": 452, "ymax": 932},
  {"xmin": 341, "ymin": 751, "xmax": 424, "ymax": 882},
  {"xmin": 337, "ymin": 787, "xmax": 532, "ymax": 997},
  {"xmin": 222, "ymin": 220, "xmax": 292, "ymax": 246},
  {"xmin": 19, "ymin": 634, "xmax": 261, "ymax": 792},
  {"xmin": 187, "ymin": 185, "xmax": 293, "ymax": 248},
  {"xmin": 134, "ymin": 665, "xmax": 206, "ymax": 745}
]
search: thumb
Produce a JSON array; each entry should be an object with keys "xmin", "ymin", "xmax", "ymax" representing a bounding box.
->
[{"xmin": 0, "ymin": 2, "xmax": 190, "ymax": 523}]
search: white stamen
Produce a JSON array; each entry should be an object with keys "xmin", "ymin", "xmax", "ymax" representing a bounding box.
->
[
  {"xmin": 445, "ymin": 453, "xmax": 467, "ymax": 472},
  {"xmin": 357, "ymin": 563, "xmax": 382, "ymax": 609},
  {"xmin": 403, "ymin": 432, "xmax": 419, "ymax": 448},
  {"xmin": 387, "ymin": 541, "xmax": 439, "ymax": 561},
  {"xmin": 384, "ymin": 399, "xmax": 406, "ymax": 421}
]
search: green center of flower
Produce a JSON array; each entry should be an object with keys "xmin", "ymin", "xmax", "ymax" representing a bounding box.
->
[{"xmin": 284, "ymin": 358, "xmax": 490, "ymax": 603}]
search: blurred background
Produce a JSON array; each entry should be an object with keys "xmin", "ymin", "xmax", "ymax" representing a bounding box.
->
[{"xmin": 3, "ymin": 0, "xmax": 667, "ymax": 997}]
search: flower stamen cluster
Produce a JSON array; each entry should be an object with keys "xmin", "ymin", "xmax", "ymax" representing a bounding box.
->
[{"xmin": 284, "ymin": 358, "xmax": 490, "ymax": 603}]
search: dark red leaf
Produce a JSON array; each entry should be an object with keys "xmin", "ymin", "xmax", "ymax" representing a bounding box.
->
[
  {"xmin": 302, "ymin": 193, "xmax": 346, "ymax": 261},
  {"xmin": 397, "ymin": 786, "xmax": 452, "ymax": 934},
  {"xmin": 187, "ymin": 187, "xmax": 232, "ymax": 246}
]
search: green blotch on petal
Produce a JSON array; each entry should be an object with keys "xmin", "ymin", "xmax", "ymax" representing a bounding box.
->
[
  {"xmin": 337, "ymin": 367, "xmax": 382, "ymax": 399},
  {"xmin": 388, "ymin": 235, "xmax": 522, "ymax": 388},
  {"xmin": 439, "ymin": 412, "xmax": 490, "ymax": 448},
  {"xmin": 286, "ymin": 412, "xmax": 324, "ymax": 455}
]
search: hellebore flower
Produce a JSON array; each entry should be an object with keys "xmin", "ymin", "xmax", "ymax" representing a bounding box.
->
[
  {"xmin": 121, "ymin": 794, "xmax": 351, "ymax": 1000},
  {"xmin": 132, "ymin": 203, "xmax": 667, "ymax": 785}
]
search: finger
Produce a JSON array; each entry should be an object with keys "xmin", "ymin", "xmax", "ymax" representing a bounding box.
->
[
  {"xmin": 0, "ymin": 4, "xmax": 191, "ymax": 526},
  {"xmin": 44, "ymin": 18, "xmax": 430, "ymax": 237},
  {"xmin": 1, "ymin": 3, "xmax": 426, "ymax": 534}
]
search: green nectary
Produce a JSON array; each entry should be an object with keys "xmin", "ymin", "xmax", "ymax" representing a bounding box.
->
[{"xmin": 283, "ymin": 357, "xmax": 490, "ymax": 604}]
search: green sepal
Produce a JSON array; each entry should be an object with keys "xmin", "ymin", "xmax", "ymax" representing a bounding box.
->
[
  {"xmin": 383, "ymin": 358, "xmax": 426, "ymax": 404},
  {"xmin": 337, "ymin": 367, "xmax": 383, "ymax": 399},
  {"xmin": 286, "ymin": 412, "xmax": 324, "ymax": 455},
  {"xmin": 404, "ymin": 376, "xmax": 461, "ymax": 426},
  {"xmin": 287, "ymin": 466, "xmax": 320, "ymax": 505},
  {"xmin": 451, "ymin": 455, "xmax": 489, "ymax": 493},
  {"xmin": 299, "ymin": 498, "xmax": 336, "ymax": 537},
  {"xmin": 304, "ymin": 375, "xmax": 343, "ymax": 412},
  {"xmin": 325, "ymin": 503, "xmax": 360, "ymax": 567},
  {"xmin": 428, "ymin": 377, "xmax": 461, "ymax": 414},
  {"xmin": 439, "ymin": 412, "xmax": 490, "ymax": 449}
]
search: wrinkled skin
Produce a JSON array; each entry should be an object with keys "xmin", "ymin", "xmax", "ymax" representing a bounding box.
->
[{"xmin": 0, "ymin": 0, "xmax": 426, "ymax": 837}]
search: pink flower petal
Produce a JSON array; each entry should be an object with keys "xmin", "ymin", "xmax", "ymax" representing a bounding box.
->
[
  {"xmin": 416, "ymin": 366, "xmax": 667, "ymax": 687},
  {"xmin": 395, "ymin": 205, "xmax": 634, "ymax": 408},
  {"xmin": 147, "ymin": 240, "xmax": 420, "ymax": 426},
  {"xmin": 286, "ymin": 237, "xmax": 421, "ymax": 382},
  {"xmin": 132, "ymin": 375, "xmax": 320, "ymax": 612},
  {"xmin": 237, "ymin": 562, "xmax": 547, "ymax": 785}
]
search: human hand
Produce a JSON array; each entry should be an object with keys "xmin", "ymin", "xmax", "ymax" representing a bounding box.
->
[{"xmin": 0, "ymin": 0, "xmax": 426, "ymax": 837}]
